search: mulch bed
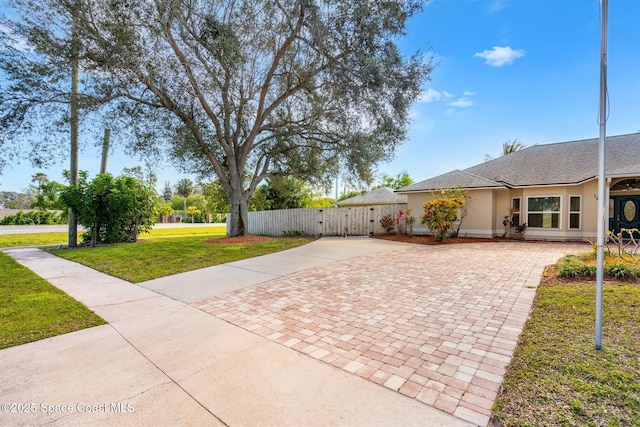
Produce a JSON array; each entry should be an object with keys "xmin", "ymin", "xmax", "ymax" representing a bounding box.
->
[
  {"xmin": 205, "ymin": 235, "xmax": 273, "ymax": 245},
  {"xmin": 372, "ymin": 234, "xmax": 506, "ymax": 245}
]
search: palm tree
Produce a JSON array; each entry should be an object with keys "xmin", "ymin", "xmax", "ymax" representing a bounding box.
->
[
  {"xmin": 174, "ymin": 178, "xmax": 194, "ymax": 212},
  {"xmin": 31, "ymin": 172, "xmax": 49, "ymax": 186},
  {"xmin": 502, "ymin": 139, "xmax": 526, "ymax": 155},
  {"xmin": 31, "ymin": 172, "xmax": 49, "ymax": 197}
]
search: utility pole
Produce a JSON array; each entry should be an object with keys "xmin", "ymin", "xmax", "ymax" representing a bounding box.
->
[
  {"xmin": 68, "ymin": 15, "xmax": 79, "ymax": 248},
  {"xmin": 595, "ymin": 0, "xmax": 608, "ymax": 350}
]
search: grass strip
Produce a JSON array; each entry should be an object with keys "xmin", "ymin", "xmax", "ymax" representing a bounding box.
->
[
  {"xmin": 491, "ymin": 270, "xmax": 640, "ymax": 426},
  {"xmin": 0, "ymin": 252, "xmax": 105, "ymax": 349},
  {"xmin": 0, "ymin": 225, "xmax": 227, "ymax": 248},
  {"xmin": 51, "ymin": 235, "xmax": 313, "ymax": 283},
  {"xmin": 0, "ymin": 232, "xmax": 68, "ymax": 248}
]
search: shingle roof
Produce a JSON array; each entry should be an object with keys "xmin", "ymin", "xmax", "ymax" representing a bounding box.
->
[
  {"xmin": 398, "ymin": 133, "xmax": 640, "ymax": 192},
  {"xmin": 338, "ymin": 187, "xmax": 407, "ymax": 206}
]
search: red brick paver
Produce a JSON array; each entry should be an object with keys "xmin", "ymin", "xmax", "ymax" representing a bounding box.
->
[{"xmin": 194, "ymin": 241, "xmax": 586, "ymax": 426}]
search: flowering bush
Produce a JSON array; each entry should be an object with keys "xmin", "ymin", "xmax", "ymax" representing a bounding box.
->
[{"xmin": 420, "ymin": 197, "xmax": 466, "ymax": 241}]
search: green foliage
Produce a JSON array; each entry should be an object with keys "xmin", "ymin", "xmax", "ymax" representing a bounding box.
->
[
  {"xmin": 200, "ymin": 180, "xmax": 231, "ymax": 214},
  {"xmin": 255, "ymin": 176, "xmax": 314, "ymax": 210},
  {"xmin": 60, "ymin": 172, "xmax": 156, "ymax": 244},
  {"xmin": 186, "ymin": 205, "xmax": 201, "ymax": 223},
  {"xmin": 174, "ymin": 178, "xmax": 194, "ymax": 199},
  {"xmin": 420, "ymin": 197, "xmax": 466, "ymax": 241},
  {"xmin": 374, "ymin": 171, "xmax": 413, "ymax": 190},
  {"xmin": 0, "ymin": 210, "xmax": 65, "ymax": 225},
  {"xmin": 170, "ymin": 195, "xmax": 186, "ymax": 212},
  {"xmin": 306, "ymin": 197, "xmax": 336, "ymax": 208},
  {"xmin": 156, "ymin": 202, "xmax": 175, "ymax": 220},
  {"xmin": 556, "ymin": 252, "xmax": 640, "ymax": 280},
  {"xmin": 1, "ymin": 0, "xmax": 433, "ymax": 236},
  {"xmin": 282, "ymin": 230, "xmax": 305, "ymax": 237},
  {"xmin": 28, "ymin": 173, "xmax": 65, "ymax": 211},
  {"xmin": 502, "ymin": 138, "xmax": 526, "ymax": 155}
]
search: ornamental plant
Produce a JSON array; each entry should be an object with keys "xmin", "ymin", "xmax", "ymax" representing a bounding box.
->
[
  {"xmin": 380, "ymin": 214, "xmax": 395, "ymax": 234},
  {"xmin": 404, "ymin": 208, "xmax": 416, "ymax": 236},
  {"xmin": 395, "ymin": 209, "xmax": 405, "ymax": 235},
  {"xmin": 420, "ymin": 196, "xmax": 466, "ymax": 241}
]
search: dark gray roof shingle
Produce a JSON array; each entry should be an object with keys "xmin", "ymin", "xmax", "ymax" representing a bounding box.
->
[
  {"xmin": 338, "ymin": 186, "xmax": 407, "ymax": 206},
  {"xmin": 398, "ymin": 133, "xmax": 640, "ymax": 192}
]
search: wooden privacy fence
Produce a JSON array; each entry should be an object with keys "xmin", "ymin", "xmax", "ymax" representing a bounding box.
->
[{"xmin": 235, "ymin": 204, "xmax": 407, "ymax": 237}]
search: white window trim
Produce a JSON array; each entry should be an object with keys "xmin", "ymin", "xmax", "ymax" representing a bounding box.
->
[
  {"xmin": 526, "ymin": 195, "xmax": 562, "ymax": 229},
  {"xmin": 569, "ymin": 195, "xmax": 581, "ymax": 230}
]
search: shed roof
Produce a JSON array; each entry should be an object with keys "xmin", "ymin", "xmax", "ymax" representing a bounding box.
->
[{"xmin": 338, "ymin": 187, "xmax": 407, "ymax": 206}]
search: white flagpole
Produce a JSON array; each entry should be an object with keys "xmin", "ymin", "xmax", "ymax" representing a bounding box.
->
[{"xmin": 595, "ymin": 0, "xmax": 608, "ymax": 350}]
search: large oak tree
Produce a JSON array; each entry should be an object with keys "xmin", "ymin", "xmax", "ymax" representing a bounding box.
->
[{"xmin": 1, "ymin": 0, "xmax": 434, "ymax": 236}]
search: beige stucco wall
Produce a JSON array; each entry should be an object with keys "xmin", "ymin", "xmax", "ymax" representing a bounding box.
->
[
  {"xmin": 404, "ymin": 181, "xmax": 605, "ymax": 241},
  {"xmin": 406, "ymin": 189, "xmax": 501, "ymax": 238}
]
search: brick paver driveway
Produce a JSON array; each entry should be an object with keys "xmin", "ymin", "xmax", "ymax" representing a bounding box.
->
[{"xmin": 195, "ymin": 241, "xmax": 587, "ymax": 426}]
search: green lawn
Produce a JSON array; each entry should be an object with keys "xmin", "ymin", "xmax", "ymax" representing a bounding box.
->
[
  {"xmin": 491, "ymin": 269, "xmax": 640, "ymax": 426},
  {"xmin": 0, "ymin": 232, "xmax": 69, "ymax": 248},
  {"xmin": 0, "ymin": 252, "xmax": 105, "ymax": 349},
  {"xmin": 0, "ymin": 225, "xmax": 227, "ymax": 248},
  {"xmin": 50, "ymin": 234, "xmax": 313, "ymax": 282}
]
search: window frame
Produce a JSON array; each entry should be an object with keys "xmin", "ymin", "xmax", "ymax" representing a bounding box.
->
[
  {"xmin": 511, "ymin": 197, "xmax": 521, "ymax": 226},
  {"xmin": 526, "ymin": 196, "xmax": 562, "ymax": 229},
  {"xmin": 569, "ymin": 195, "xmax": 581, "ymax": 230}
]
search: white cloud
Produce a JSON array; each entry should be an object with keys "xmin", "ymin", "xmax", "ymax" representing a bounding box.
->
[
  {"xmin": 447, "ymin": 97, "xmax": 474, "ymax": 108},
  {"xmin": 488, "ymin": 1, "xmax": 507, "ymax": 13},
  {"xmin": 474, "ymin": 46, "xmax": 525, "ymax": 67},
  {"xmin": 418, "ymin": 88, "xmax": 442, "ymax": 103},
  {"xmin": 442, "ymin": 91, "xmax": 455, "ymax": 99},
  {"xmin": 444, "ymin": 109, "xmax": 455, "ymax": 116},
  {"xmin": 463, "ymin": 91, "xmax": 476, "ymax": 96}
]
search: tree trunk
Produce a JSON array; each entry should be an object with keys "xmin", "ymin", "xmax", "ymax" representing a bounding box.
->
[{"xmin": 227, "ymin": 192, "xmax": 248, "ymax": 236}]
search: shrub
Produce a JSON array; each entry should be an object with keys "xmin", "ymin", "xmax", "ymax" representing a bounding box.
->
[
  {"xmin": 282, "ymin": 230, "xmax": 304, "ymax": 236},
  {"xmin": 0, "ymin": 210, "xmax": 66, "ymax": 225},
  {"xmin": 420, "ymin": 196, "xmax": 466, "ymax": 241},
  {"xmin": 607, "ymin": 262, "xmax": 640, "ymax": 280},
  {"xmin": 556, "ymin": 252, "xmax": 640, "ymax": 280},
  {"xmin": 60, "ymin": 172, "xmax": 157, "ymax": 244}
]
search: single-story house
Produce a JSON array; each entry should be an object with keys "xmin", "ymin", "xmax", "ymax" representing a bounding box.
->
[
  {"xmin": 396, "ymin": 133, "xmax": 640, "ymax": 241},
  {"xmin": 337, "ymin": 186, "xmax": 407, "ymax": 207}
]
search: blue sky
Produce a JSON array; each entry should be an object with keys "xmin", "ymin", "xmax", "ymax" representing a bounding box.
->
[{"xmin": 1, "ymin": 0, "xmax": 639, "ymax": 194}]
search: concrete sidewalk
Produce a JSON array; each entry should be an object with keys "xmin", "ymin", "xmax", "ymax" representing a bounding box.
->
[{"xmin": 1, "ymin": 238, "xmax": 470, "ymax": 426}]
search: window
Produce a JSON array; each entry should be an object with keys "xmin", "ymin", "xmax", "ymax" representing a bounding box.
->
[
  {"xmin": 527, "ymin": 196, "xmax": 560, "ymax": 228},
  {"xmin": 511, "ymin": 198, "xmax": 521, "ymax": 226},
  {"xmin": 569, "ymin": 196, "xmax": 581, "ymax": 229}
]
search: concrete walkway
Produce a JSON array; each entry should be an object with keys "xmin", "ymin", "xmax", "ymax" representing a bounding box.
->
[
  {"xmin": 1, "ymin": 238, "xmax": 473, "ymax": 427},
  {"xmin": 0, "ymin": 238, "xmax": 588, "ymax": 426}
]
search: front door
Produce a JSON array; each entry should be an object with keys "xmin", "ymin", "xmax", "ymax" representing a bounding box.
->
[{"xmin": 610, "ymin": 196, "xmax": 640, "ymax": 236}]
